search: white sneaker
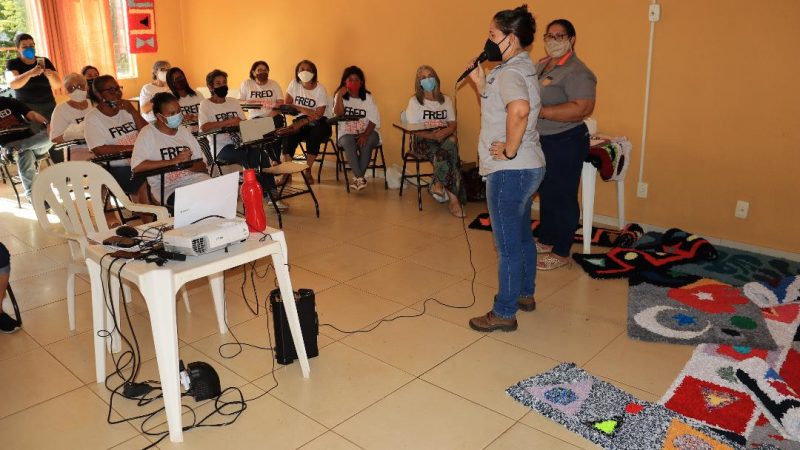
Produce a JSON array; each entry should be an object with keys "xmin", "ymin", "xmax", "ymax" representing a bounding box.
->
[
  {"xmin": 349, "ymin": 177, "xmax": 360, "ymax": 191},
  {"xmin": 355, "ymin": 177, "xmax": 367, "ymax": 191}
]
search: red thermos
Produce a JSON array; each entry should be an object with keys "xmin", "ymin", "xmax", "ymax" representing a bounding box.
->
[{"xmin": 241, "ymin": 169, "xmax": 266, "ymax": 232}]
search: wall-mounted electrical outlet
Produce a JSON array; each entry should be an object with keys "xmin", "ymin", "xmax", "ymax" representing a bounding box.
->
[
  {"xmin": 637, "ymin": 182, "xmax": 649, "ymax": 198},
  {"xmin": 649, "ymin": 4, "xmax": 661, "ymax": 22},
  {"xmin": 735, "ymin": 201, "xmax": 749, "ymax": 219}
]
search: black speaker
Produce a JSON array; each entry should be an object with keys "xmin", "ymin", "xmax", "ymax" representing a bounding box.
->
[{"xmin": 269, "ymin": 288, "xmax": 319, "ymax": 365}]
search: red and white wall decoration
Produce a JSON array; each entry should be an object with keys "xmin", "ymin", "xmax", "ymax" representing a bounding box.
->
[{"xmin": 127, "ymin": 0, "xmax": 157, "ymax": 54}]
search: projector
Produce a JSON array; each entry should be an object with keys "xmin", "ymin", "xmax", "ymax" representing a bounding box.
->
[{"xmin": 162, "ymin": 217, "xmax": 249, "ymax": 256}]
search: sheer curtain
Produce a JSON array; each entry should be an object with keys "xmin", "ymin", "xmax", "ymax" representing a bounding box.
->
[{"xmin": 39, "ymin": 0, "xmax": 117, "ymax": 79}]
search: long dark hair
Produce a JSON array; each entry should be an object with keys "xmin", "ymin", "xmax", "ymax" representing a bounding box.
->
[
  {"xmin": 337, "ymin": 66, "xmax": 369, "ymax": 101},
  {"xmin": 493, "ymin": 4, "xmax": 536, "ymax": 47},
  {"xmin": 166, "ymin": 67, "xmax": 197, "ymax": 98}
]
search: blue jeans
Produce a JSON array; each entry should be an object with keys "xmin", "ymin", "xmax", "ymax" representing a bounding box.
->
[
  {"xmin": 486, "ymin": 167, "xmax": 545, "ymax": 318},
  {"xmin": 5, "ymin": 130, "xmax": 52, "ymax": 198}
]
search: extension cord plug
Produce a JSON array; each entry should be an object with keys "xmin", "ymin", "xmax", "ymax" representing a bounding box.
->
[{"xmin": 123, "ymin": 382, "xmax": 153, "ymax": 399}]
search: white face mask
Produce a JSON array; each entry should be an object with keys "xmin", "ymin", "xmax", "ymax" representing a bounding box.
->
[
  {"xmin": 297, "ymin": 71, "xmax": 314, "ymax": 83},
  {"xmin": 156, "ymin": 70, "xmax": 168, "ymax": 82},
  {"xmin": 68, "ymin": 88, "xmax": 88, "ymax": 102},
  {"xmin": 545, "ymin": 39, "xmax": 572, "ymax": 58}
]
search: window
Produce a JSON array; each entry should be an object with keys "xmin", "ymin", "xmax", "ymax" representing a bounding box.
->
[
  {"xmin": 0, "ymin": 0, "xmax": 45, "ymax": 85},
  {"xmin": 108, "ymin": 0, "xmax": 137, "ymax": 79}
]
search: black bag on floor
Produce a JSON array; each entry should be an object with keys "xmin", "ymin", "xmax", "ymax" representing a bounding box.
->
[
  {"xmin": 269, "ymin": 288, "xmax": 319, "ymax": 365},
  {"xmin": 463, "ymin": 164, "xmax": 486, "ymax": 202}
]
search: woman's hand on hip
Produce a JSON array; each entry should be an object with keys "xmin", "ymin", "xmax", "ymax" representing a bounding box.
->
[{"xmin": 490, "ymin": 141, "xmax": 510, "ymax": 160}]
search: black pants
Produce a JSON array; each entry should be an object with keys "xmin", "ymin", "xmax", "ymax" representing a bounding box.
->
[
  {"xmin": 538, "ymin": 123, "xmax": 590, "ymax": 257},
  {"xmin": 284, "ymin": 120, "xmax": 331, "ymax": 157},
  {"xmin": 218, "ymin": 144, "xmax": 276, "ymax": 192}
]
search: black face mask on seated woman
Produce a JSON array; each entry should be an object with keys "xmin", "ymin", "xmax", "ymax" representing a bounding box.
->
[{"xmin": 213, "ymin": 85, "xmax": 229, "ymax": 98}]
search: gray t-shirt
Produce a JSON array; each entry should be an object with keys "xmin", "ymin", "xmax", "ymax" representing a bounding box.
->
[
  {"xmin": 535, "ymin": 52, "xmax": 597, "ymax": 136},
  {"xmin": 478, "ymin": 52, "xmax": 545, "ymax": 176}
]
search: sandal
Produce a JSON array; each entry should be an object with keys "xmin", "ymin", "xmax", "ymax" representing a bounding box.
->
[
  {"xmin": 535, "ymin": 241, "xmax": 553, "ymax": 254},
  {"xmin": 537, "ymin": 254, "xmax": 571, "ymax": 271},
  {"xmin": 428, "ymin": 185, "xmax": 449, "ymax": 203}
]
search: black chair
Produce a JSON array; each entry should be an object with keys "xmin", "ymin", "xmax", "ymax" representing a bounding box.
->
[
  {"xmin": 398, "ymin": 129, "xmax": 433, "ymax": 210},
  {"xmin": 53, "ymin": 138, "xmax": 86, "ymax": 162},
  {"xmin": 1, "ymin": 126, "xmax": 55, "ymax": 207},
  {"xmin": 90, "ymin": 150, "xmax": 141, "ymax": 224},
  {"xmin": 134, "ymin": 158, "xmax": 204, "ymax": 215},
  {"xmin": 197, "ymin": 126, "xmax": 240, "ymax": 177}
]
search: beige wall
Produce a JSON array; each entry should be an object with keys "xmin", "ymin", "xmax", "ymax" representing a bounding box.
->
[{"xmin": 136, "ymin": 0, "xmax": 800, "ymax": 253}]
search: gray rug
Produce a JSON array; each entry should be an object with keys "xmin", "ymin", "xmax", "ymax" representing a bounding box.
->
[
  {"xmin": 507, "ymin": 362, "xmax": 749, "ymax": 449},
  {"xmin": 628, "ymin": 279, "xmax": 777, "ymax": 349}
]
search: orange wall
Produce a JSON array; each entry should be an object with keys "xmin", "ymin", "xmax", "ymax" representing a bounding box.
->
[{"xmin": 135, "ymin": 0, "xmax": 799, "ymax": 253}]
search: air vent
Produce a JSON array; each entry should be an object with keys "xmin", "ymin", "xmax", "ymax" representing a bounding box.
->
[{"xmin": 191, "ymin": 237, "xmax": 208, "ymax": 254}]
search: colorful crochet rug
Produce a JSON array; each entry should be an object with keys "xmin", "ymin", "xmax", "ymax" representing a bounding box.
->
[
  {"xmin": 627, "ymin": 278, "xmax": 782, "ymax": 349},
  {"xmin": 507, "ymin": 363, "xmax": 748, "ymax": 449},
  {"xmin": 660, "ymin": 320, "xmax": 800, "ymax": 449},
  {"xmin": 670, "ymin": 246, "xmax": 800, "ymax": 287},
  {"xmin": 467, "ymin": 213, "xmax": 643, "ymax": 249},
  {"xmin": 572, "ymin": 228, "xmax": 719, "ymax": 279}
]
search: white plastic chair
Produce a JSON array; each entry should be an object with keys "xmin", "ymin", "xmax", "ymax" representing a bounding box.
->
[{"xmin": 30, "ymin": 161, "xmax": 191, "ymax": 332}]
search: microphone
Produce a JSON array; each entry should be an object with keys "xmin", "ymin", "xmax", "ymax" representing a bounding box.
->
[{"xmin": 456, "ymin": 52, "xmax": 488, "ymax": 83}]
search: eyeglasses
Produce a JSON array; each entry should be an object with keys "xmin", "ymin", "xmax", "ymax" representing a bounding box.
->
[
  {"xmin": 543, "ymin": 33, "xmax": 569, "ymax": 42},
  {"xmin": 101, "ymin": 86, "xmax": 123, "ymax": 93},
  {"xmin": 65, "ymin": 85, "xmax": 86, "ymax": 93}
]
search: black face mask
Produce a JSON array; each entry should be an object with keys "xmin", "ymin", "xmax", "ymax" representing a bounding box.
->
[
  {"xmin": 484, "ymin": 34, "xmax": 510, "ymax": 62},
  {"xmin": 213, "ymin": 85, "xmax": 229, "ymax": 98},
  {"xmin": 255, "ymin": 73, "xmax": 268, "ymax": 83}
]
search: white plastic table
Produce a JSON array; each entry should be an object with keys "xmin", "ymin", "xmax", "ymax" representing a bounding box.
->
[{"xmin": 85, "ymin": 227, "xmax": 310, "ymax": 443}]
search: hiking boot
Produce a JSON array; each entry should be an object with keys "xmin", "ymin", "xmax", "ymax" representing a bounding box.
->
[
  {"xmin": 518, "ymin": 296, "xmax": 536, "ymax": 312},
  {"xmin": 469, "ymin": 311, "xmax": 517, "ymax": 332}
]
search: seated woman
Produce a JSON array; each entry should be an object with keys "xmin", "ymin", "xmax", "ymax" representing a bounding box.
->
[
  {"xmin": 138, "ymin": 60, "xmax": 171, "ymax": 123},
  {"xmin": 238, "ymin": 60, "xmax": 286, "ymax": 162},
  {"xmin": 239, "ymin": 60, "xmax": 283, "ymax": 119},
  {"xmin": 84, "ymin": 75, "xmax": 149, "ymax": 204},
  {"xmin": 49, "ymin": 73, "xmax": 93, "ymax": 161},
  {"xmin": 333, "ymin": 66, "xmax": 380, "ymax": 191},
  {"xmin": 404, "ymin": 65, "xmax": 466, "ymax": 217},
  {"xmin": 81, "ymin": 65, "xmax": 100, "ymax": 105},
  {"xmin": 199, "ymin": 69, "xmax": 277, "ymax": 196},
  {"xmin": 283, "ymin": 59, "xmax": 331, "ymax": 182},
  {"xmin": 166, "ymin": 67, "xmax": 202, "ymax": 124},
  {"xmin": 131, "ymin": 92, "xmax": 210, "ymax": 207}
]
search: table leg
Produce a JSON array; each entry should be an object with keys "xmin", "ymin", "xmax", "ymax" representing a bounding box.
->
[
  {"xmin": 107, "ymin": 274, "xmax": 122, "ymax": 354},
  {"xmin": 87, "ymin": 259, "xmax": 107, "ymax": 384},
  {"xmin": 207, "ymin": 272, "xmax": 228, "ymax": 335},
  {"xmin": 271, "ymin": 251, "xmax": 310, "ymax": 378},
  {"xmin": 581, "ymin": 162, "xmax": 596, "ymax": 254},
  {"xmin": 139, "ymin": 272, "xmax": 184, "ymax": 443}
]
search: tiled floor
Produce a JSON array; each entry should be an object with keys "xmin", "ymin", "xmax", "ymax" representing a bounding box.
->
[{"xmin": 0, "ymin": 168, "xmax": 696, "ymax": 449}]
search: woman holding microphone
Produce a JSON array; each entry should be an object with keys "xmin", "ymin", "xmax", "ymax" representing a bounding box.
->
[{"xmin": 467, "ymin": 5, "xmax": 545, "ymax": 333}]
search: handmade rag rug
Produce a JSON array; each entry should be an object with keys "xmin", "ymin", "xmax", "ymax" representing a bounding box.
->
[
  {"xmin": 467, "ymin": 213, "xmax": 643, "ymax": 248},
  {"xmin": 671, "ymin": 246, "xmax": 800, "ymax": 287},
  {"xmin": 660, "ymin": 317, "xmax": 800, "ymax": 449},
  {"xmin": 507, "ymin": 362, "xmax": 749, "ymax": 449},
  {"xmin": 744, "ymin": 276, "xmax": 800, "ymax": 308},
  {"xmin": 627, "ymin": 278, "xmax": 779, "ymax": 349},
  {"xmin": 573, "ymin": 228, "xmax": 718, "ymax": 279},
  {"xmin": 736, "ymin": 357, "xmax": 800, "ymax": 441}
]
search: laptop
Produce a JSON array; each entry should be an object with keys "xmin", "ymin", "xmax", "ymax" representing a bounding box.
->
[
  {"xmin": 239, "ymin": 117, "xmax": 276, "ymax": 144},
  {"xmin": 172, "ymin": 172, "xmax": 239, "ymax": 228}
]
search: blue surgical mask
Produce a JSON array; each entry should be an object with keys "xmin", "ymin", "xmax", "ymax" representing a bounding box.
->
[
  {"xmin": 21, "ymin": 47, "xmax": 35, "ymax": 59},
  {"xmin": 420, "ymin": 77, "xmax": 437, "ymax": 92},
  {"xmin": 163, "ymin": 112, "xmax": 183, "ymax": 129}
]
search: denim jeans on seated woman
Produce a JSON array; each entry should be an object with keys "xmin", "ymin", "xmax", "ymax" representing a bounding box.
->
[{"xmin": 486, "ymin": 167, "xmax": 545, "ymax": 319}]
